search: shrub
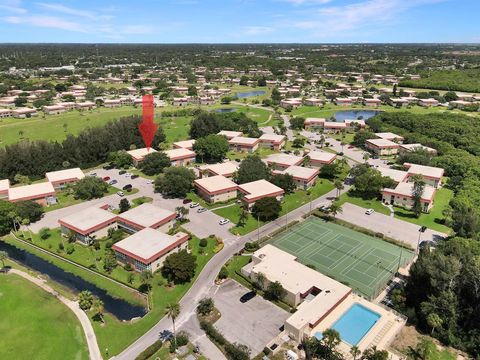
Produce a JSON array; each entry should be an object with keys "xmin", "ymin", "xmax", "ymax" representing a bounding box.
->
[
  {"xmin": 135, "ymin": 340, "xmax": 163, "ymax": 360},
  {"xmin": 200, "ymin": 320, "xmax": 226, "ymax": 346},
  {"xmin": 197, "ymin": 298, "xmax": 214, "ymax": 316},
  {"xmin": 66, "ymin": 244, "xmax": 75, "ymax": 254},
  {"xmin": 199, "ymin": 238, "xmax": 208, "ymax": 247},
  {"xmin": 218, "ymin": 266, "xmax": 229, "ymax": 280}
]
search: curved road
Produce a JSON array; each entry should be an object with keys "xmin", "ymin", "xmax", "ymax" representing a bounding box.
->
[{"xmin": 114, "ymin": 187, "xmax": 340, "ymax": 360}]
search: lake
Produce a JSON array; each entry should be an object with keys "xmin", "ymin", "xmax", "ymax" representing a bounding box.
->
[
  {"xmin": 0, "ymin": 240, "xmax": 147, "ymax": 320},
  {"xmin": 235, "ymin": 90, "xmax": 266, "ymax": 99},
  {"xmin": 334, "ymin": 110, "xmax": 381, "ymax": 122}
]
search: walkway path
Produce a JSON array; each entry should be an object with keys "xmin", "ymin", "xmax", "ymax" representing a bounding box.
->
[{"xmin": 8, "ymin": 268, "xmax": 102, "ymax": 360}]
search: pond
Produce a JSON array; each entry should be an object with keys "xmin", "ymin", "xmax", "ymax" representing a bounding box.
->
[
  {"xmin": 333, "ymin": 110, "xmax": 381, "ymax": 122},
  {"xmin": 235, "ymin": 90, "xmax": 266, "ymax": 99},
  {"xmin": 0, "ymin": 240, "xmax": 147, "ymax": 320},
  {"xmin": 215, "ymin": 108, "xmax": 237, "ymax": 113}
]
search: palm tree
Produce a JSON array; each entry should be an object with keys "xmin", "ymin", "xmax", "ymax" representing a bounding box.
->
[
  {"xmin": 254, "ymin": 272, "xmax": 266, "ymax": 292},
  {"xmin": 166, "ymin": 303, "xmax": 180, "ymax": 350},
  {"xmin": 328, "ymin": 203, "xmax": 343, "ymax": 218},
  {"xmin": 237, "ymin": 206, "xmax": 249, "ymax": 227},
  {"xmin": 0, "ymin": 251, "xmax": 8, "ymax": 269},
  {"xmin": 334, "ymin": 179, "xmax": 344, "ymax": 198},
  {"xmin": 426, "ymin": 313, "xmax": 443, "ymax": 334},
  {"xmin": 363, "ymin": 152, "xmax": 370, "ymax": 163},
  {"xmin": 92, "ymin": 298, "xmax": 105, "ymax": 322},
  {"xmin": 21, "ymin": 218, "xmax": 31, "ymax": 240},
  {"xmin": 175, "ymin": 206, "xmax": 189, "ymax": 221},
  {"xmin": 301, "ymin": 155, "xmax": 311, "ymax": 167},
  {"xmin": 350, "ymin": 345, "xmax": 361, "ymax": 360},
  {"xmin": 318, "ymin": 135, "xmax": 325, "ymax": 148}
]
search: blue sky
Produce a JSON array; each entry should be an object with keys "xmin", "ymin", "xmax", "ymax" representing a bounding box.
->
[{"xmin": 0, "ymin": 0, "xmax": 478, "ymax": 43}]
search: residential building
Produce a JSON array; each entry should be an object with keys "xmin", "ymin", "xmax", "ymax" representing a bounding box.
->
[
  {"xmin": 304, "ymin": 98, "xmax": 324, "ymax": 106},
  {"xmin": 194, "ymin": 175, "xmax": 238, "ymax": 203},
  {"xmin": 404, "ymin": 163, "xmax": 444, "ymax": 188},
  {"xmin": 344, "ymin": 119, "xmax": 366, "ymax": 129},
  {"xmin": 278, "ymin": 165, "xmax": 319, "ymax": 190},
  {"xmin": 58, "ymin": 205, "xmax": 117, "ymax": 245},
  {"xmin": 259, "ymin": 134, "xmax": 286, "ymax": 151},
  {"xmin": 334, "ymin": 98, "xmax": 353, "ymax": 106},
  {"xmin": 365, "ymin": 139, "xmax": 400, "ymax": 156},
  {"xmin": 12, "ymin": 108, "xmax": 37, "ymax": 118},
  {"xmin": 304, "ymin": 118, "xmax": 325, "ymax": 131},
  {"xmin": 377, "ymin": 167, "xmax": 408, "ymax": 185},
  {"xmin": 399, "ymin": 144, "xmax": 437, "ymax": 155},
  {"xmin": 307, "ymin": 150, "xmax": 337, "ymax": 168},
  {"xmin": 217, "ymin": 130, "xmax": 243, "ymax": 140},
  {"xmin": 238, "ymin": 179, "xmax": 284, "ymax": 209},
  {"xmin": 127, "ymin": 148, "xmax": 158, "ymax": 166},
  {"xmin": 419, "ymin": 98, "xmax": 439, "ymax": 107},
  {"xmin": 164, "ymin": 148, "xmax": 196, "ymax": 166},
  {"xmin": 8, "ymin": 182, "xmax": 56, "ymax": 205},
  {"xmin": 323, "ymin": 121, "xmax": 347, "ymax": 133},
  {"xmin": 173, "ymin": 139, "xmax": 196, "ymax": 150},
  {"xmin": 381, "ymin": 182, "xmax": 436, "ymax": 212},
  {"xmin": 117, "ymin": 203, "xmax": 176, "ymax": 233},
  {"xmin": 104, "ymin": 99, "xmax": 122, "ymax": 108},
  {"xmin": 43, "ymin": 105, "xmax": 66, "ymax": 115},
  {"xmin": 265, "ymin": 153, "xmax": 304, "ymax": 171},
  {"xmin": 202, "ymin": 161, "xmax": 239, "ymax": 178},
  {"xmin": 375, "ymin": 132, "xmax": 404, "ymax": 143},
  {"xmin": 112, "ymin": 229, "xmax": 189, "ymax": 273},
  {"xmin": 363, "ymin": 98, "xmax": 382, "ymax": 107},
  {"xmin": 45, "ymin": 168, "xmax": 85, "ymax": 189},
  {"xmin": 0, "ymin": 109, "xmax": 12, "ymax": 118},
  {"xmin": 228, "ymin": 136, "xmax": 260, "ymax": 153},
  {"xmin": 0, "ymin": 179, "xmax": 9, "ymax": 199}
]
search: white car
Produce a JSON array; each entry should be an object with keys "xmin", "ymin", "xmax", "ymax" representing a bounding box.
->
[
  {"xmin": 189, "ymin": 202, "xmax": 200, "ymax": 208},
  {"xmin": 124, "ymin": 172, "xmax": 133, "ymax": 177},
  {"xmin": 219, "ymin": 218, "xmax": 230, "ymax": 225},
  {"xmin": 117, "ymin": 191, "xmax": 125, "ymax": 197},
  {"xmin": 365, "ymin": 209, "xmax": 374, "ymax": 215}
]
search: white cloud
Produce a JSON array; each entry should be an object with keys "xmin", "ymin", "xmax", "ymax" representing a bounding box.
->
[
  {"xmin": 243, "ymin": 26, "xmax": 274, "ymax": 35},
  {"xmin": 4, "ymin": 15, "xmax": 87, "ymax": 32},
  {"xmin": 292, "ymin": 0, "xmax": 448, "ymax": 36},
  {"xmin": 35, "ymin": 3, "xmax": 96, "ymax": 19},
  {"xmin": 0, "ymin": 0, "xmax": 27, "ymax": 13}
]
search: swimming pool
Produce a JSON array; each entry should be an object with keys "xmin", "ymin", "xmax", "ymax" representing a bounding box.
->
[{"xmin": 331, "ymin": 303, "xmax": 381, "ymax": 346}]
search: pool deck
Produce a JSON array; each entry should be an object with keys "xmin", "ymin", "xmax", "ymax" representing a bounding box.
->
[{"xmin": 309, "ymin": 293, "xmax": 406, "ymax": 355}]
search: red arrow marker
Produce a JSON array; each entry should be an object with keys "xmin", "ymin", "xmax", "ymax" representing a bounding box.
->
[{"xmin": 139, "ymin": 94, "xmax": 158, "ymax": 150}]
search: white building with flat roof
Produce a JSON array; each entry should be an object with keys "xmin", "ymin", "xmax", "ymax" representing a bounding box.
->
[
  {"xmin": 265, "ymin": 153, "xmax": 304, "ymax": 170},
  {"xmin": 259, "ymin": 134, "xmax": 286, "ymax": 150},
  {"xmin": 375, "ymin": 132, "xmax": 404, "ymax": 143},
  {"xmin": 399, "ymin": 143, "xmax": 437, "ymax": 155},
  {"xmin": 112, "ymin": 229, "xmax": 189, "ymax": 273},
  {"xmin": 117, "ymin": 203, "xmax": 176, "ymax": 233},
  {"xmin": 203, "ymin": 161, "xmax": 239, "ymax": 178},
  {"xmin": 8, "ymin": 182, "xmax": 56, "ymax": 205},
  {"xmin": 194, "ymin": 175, "xmax": 238, "ymax": 203},
  {"xmin": 45, "ymin": 168, "xmax": 85, "ymax": 189},
  {"xmin": 404, "ymin": 163, "xmax": 444, "ymax": 188},
  {"xmin": 127, "ymin": 148, "xmax": 158, "ymax": 166},
  {"xmin": 307, "ymin": 150, "xmax": 337, "ymax": 168},
  {"xmin": 163, "ymin": 148, "xmax": 196, "ymax": 166},
  {"xmin": 382, "ymin": 182, "xmax": 436, "ymax": 212},
  {"xmin": 228, "ymin": 136, "xmax": 260, "ymax": 153},
  {"xmin": 217, "ymin": 130, "xmax": 243, "ymax": 139},
  {"xmin": 0, "ymin": 179, "xmax": 10, "ymax": 199},
  {"xmin": 173, "ymin": 139, "xmax": 196, "ymax": 150},
  {"xmin": 278, "ymin": 166, "xmax": 319, "ymax": 190},
  {"xmin": 365, "ymin": 138, "xmax": 400, "ymax": 156},
  {"xmin": 59, "ymin": 204, "xmax": 117, "ymax": 244},
  {"xmin": 238, "ymin": 179, "xmax": 284, "ymax": 209}
]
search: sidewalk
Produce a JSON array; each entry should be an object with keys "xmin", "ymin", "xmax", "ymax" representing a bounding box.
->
[{"xmin": 8, "ymin": 268, "xmax": 102, "ymax": 360}]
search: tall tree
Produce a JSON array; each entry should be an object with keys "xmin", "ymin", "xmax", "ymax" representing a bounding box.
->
[
  {"xmin": 411, "ymin": 174, "xmax": 426, "ymax": 217},
  {"xmin": 166, "ymin": 303, "xmax": 180, "ymax": 350},
  {"xmin": 234, "ymin": 155, "xmax": 271, "ymax": 184}
]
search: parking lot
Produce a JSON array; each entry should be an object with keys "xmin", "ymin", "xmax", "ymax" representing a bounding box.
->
[{"xmin": 213, "ymin": 280, "xmax": 289, "ymax": 357}]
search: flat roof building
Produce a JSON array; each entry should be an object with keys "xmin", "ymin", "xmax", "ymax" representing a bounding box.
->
[
  {"xmin": 238, "ymin": 179, "xmax": 284, "ymax": 209},
  {"xmin": 265, "ymin": 153, "xmax": 304, "ymax": 170},
  {"xmin": 59, "ymin": 204, "xmax": 117, "ymax": 244},
  {"xmin": 307, "ymin": 150, "xmax": 337, "ymax": 168},
  {"xmin": 259, "ymin": 134, "xmax": 286, "ymax": 150},
  {"xmin": 127, "ymin": 148, "xmax": 158, "ymax": 166},
  {"xmin": 8, "ymin": 182, "xmax": 56, "ymax": 205},
  {"xmin": 163, "ymin": 148, "xmax": 196, "ymax": 166},
  {"xmin": 399, "ymin": 143, "xmax": 437, "ymax": 155},
  {"xmin": 217, "ymin": 130, "xmax": 243, "ymax": 140},
  {"xmin": 173, "ymin": 139, "xmax": 196, "ymax": 150},
  {"xmin": 375, "ymin": 132, "xmax": 404, "ymax": 143},
  {"xmin": 117, "ymin": 203, "xmax": 176, "ymax": 233},
  {"xmin": 203, "ymin": 161, "xmax": 239, "ymax": 178},
  {"xmin": 365, "ymin": 138, "xmax": 400, "ymax": 156},
  {"xmin": 112, "ymin": 229, "xmax": 189, "ymax": 273},
  {"xmin": 278, "ymin": 165, "xmax": 319, "ymax": 190},
  {"xmin": 382, "ymin": 182, "xmax": 436, "ymax": 212},
  {"xmin": 228, "ymin": 136, "xmax": 260, "ymax": 153},
  {"xmin": 0, "ymin": 179, "xmax": 10, "ymax": 199},
  {"xmin": 194, "ymin": 175, "xmax": 238, "ymax": 203},
  {"xmin": 377, "ymin": 167, "xmax": 408, "ymax": 184},
  {"xmin": 46, "ymin": 168, "xmax": 85, "ymax": 189},
  {"xmin": 404, "ymin": 163, "xmax": 444, "ymax": 188}
]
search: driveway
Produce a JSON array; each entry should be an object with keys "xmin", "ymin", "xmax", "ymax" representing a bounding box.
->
[
  {"xmin": 213, "ymin": 280, "xmax": 290, "ymax": 357},
  {"xmin": 336, "ymin": 203, "xmax": 448, "ymax": 248}
]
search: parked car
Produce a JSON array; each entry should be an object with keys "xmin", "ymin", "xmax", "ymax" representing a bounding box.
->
[
  {"xmin": 109, "ymin": 179, "xmax": 117, "ymax": 185},
  {"xmin": 240, "ymin": 291, "xmax": 256, "ymax": 303},
  {"xmin": 103, "ymin": 176, "xmax": 110, "ymax": 181},
  {"xmin": 119, "ymin": 170, "xmax": 126, "ymax": 175},
  {"xmin": 182, "ymin": 198, "xmax": 192, "ymax": 204},
  {"xmin": 125, "ymin": 172, "xmax": 133, "ymax": 177},
  {"xmin": 103, "ymin": 164, "xmax": 114, "ymax": 170},
  {"xmin": 348, "ymin": 145, "xmax": 354, "ymax": 149},
  {"xmin": 122, "ymin": 184, "xmax": 132, "ymax": 190},
  {"xmin": 219, "ymin": 218, "xmax": 230, "ymax": 225},
  {"xmin": 89, "ymin": 172, "xmax": 97, "ymax": 177},
  {"xmin": 197, "ymin": 207, "xmax": 207, "ymax": 213},
  {"xmin": 365, "ymin": 209, "xmax": 375, "ymax": 215},
  {"xmin": 117, "ymin": 191, "xmax": 125, "ymax": 197},
  {"xmin": 131, "ymin": 174, "xmax": 139, "ymax": 179},
  {"xmin": 190, "ymin": 202, "xmax": 200, "ymax": 208}
]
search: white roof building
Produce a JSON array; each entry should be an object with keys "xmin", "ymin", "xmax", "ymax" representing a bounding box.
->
[
  {"xmin": 127, "ymin": 148, "xmax": 158, "ymax": 162},
  {"xmin": 58, "ymin": 205, "xmax": 117, "ymax": 236},
  {"xmin": 173, "ymin": 139, "xmax": 196, "ymax": 150},
  {"xmin": 46, "ymin": 168, "xmax": 85, "ymax": 185},
  {"xmin": 8, "ymin": 182, "xmax": 55, "ymax": 202},
  {"xmin": 217, "ymin": 130, "xmax": 243, "ymax": 139},
  {"xmin": 117, "ymin": 203, "xmax": 176, "ymax": 230},
  {"xmin": 238, "ymin": 179, "xmax": 284, "ymax": 203},
  {"xmin": 203, "ymin": 161, "xmax": 239, "ymax": 177},
  {"xmin": 265, "ymin": 153, "xmax": 304, "ymax": 168}
]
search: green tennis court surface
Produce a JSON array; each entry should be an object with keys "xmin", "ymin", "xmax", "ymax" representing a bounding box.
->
[{"xmin": 268, "ymin": 217, "xmax": 414, "ymax": 299}]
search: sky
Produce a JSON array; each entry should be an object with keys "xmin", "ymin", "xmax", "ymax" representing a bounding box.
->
[{"xmin": 0, "ymin": 0, "xmax": 478, "ymax": 43}]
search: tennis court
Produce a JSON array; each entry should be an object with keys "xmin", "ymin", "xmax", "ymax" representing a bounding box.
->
[{"xmin": 269, "ymin": 217, "xmax": 414, "ymax": 299}]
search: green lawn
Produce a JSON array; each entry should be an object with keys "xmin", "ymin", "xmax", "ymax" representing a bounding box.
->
[
  {"xmin": 336, "ymin": 192, "xmax": 391, "ymax": 216},
  {"xmin": 214, "ymin": 179, "xmax": 334, "ymax": 235},
  {"xmin": 92, "ymin": 235, "xmax": 219, "ymax": 356},
  {"xmin": 0, "ymin": 274, "xmax": 89, "ymax": 360},
  {"xmin": 393, "ymin": 187, "xmax": 453, "ymax": 233}
]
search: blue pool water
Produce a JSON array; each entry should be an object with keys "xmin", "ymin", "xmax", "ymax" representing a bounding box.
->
[
  {"xmin": 331, "ymin": 303, "xmax": 381, "ymax": 346},
  {"xmin": 236, "ymin": 90, "xmax": 266, "ymax": 98},
  {"xmin": 333, "ymin": 110, "xmax": 381, "ymax": 122}
]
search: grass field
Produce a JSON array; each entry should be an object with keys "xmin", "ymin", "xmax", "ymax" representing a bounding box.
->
[
  {"xmin": 268, "ymin": 217, "xmax": 414, "ymax": 298},
  {"xmin": 0, "ymin": 274, "xmax": 88, "ymax": 360}
]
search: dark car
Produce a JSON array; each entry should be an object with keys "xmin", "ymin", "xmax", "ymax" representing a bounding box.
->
[
  {"xmin": 103, "ymin": 164, "xmax": 114, "ymax": 170},
  {"xmin": 240, "ymin": 291, "xmax": 256, "ymax": 303},
  {"xmin": 119, "ymin": 170, "xmax": 126, "ymax": 175},
  {"xmin": 131, "ymin": 174, "xmax": 139, "ymax": 179},
  {"xmin": 182, "ymin": 198, "xmax": 192, "ymax": 204},
  {"xmin": 122, "ymin": 184, "xmax": 133, "ymax": 190}
]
